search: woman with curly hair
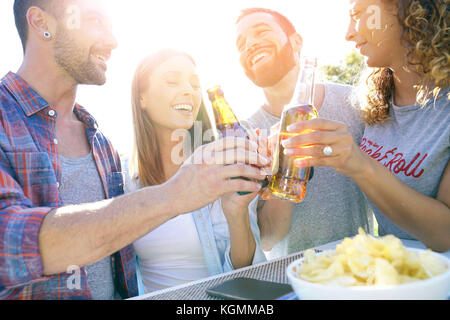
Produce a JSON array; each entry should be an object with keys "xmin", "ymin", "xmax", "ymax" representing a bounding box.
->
[{"xmin": 282, "ymin": 0, "xmax": 449, "ymax": 251}]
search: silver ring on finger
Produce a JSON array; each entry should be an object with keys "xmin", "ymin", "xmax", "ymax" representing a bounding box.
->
[{"xmin": 323, "ymin": 146, "xmax": 333, "ymax": 157}]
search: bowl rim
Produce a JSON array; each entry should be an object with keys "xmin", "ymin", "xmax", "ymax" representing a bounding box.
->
[{"xmin": 287, "ymin": 247, "xmax": 450, "ymax": 291}]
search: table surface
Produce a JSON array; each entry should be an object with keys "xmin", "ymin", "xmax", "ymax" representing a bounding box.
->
[{"xmin": 130, "ymin": 239, "xmax": 450, "ymax": 300}]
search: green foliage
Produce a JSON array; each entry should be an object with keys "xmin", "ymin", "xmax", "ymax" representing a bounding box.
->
[{"xmin": 321, "ymin": 50, "xmax": 366, "ymax": 86}]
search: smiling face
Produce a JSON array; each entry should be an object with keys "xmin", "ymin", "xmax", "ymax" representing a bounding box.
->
[
  {"xmin": 236, "ymin": 12, "xmax": 298, "ymax": 88},
  {"xmin": 53, "ymin": 0, "xmax": 117, "ymax": 85},
  {"xmin": 345, "ymin": 0, "xmax": 406, "ymax": 68},
  {"xmin": 140, "ymin": 55, "xmax": 202, "ymax": 133}
]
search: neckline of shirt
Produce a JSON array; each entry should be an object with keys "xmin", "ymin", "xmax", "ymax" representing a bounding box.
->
[
  {"xmin": 261, "ymin": 83, "xmax": 330, "ymax": 121},
  {"xmin": 59, "ymin": 151, "xmax": 93, "ymax": 165},
  {"xmin": 391, "ymin": 87, "xmax": 449, "ymax": 114}
]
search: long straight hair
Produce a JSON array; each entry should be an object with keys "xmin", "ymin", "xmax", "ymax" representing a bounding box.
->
[{"xmin": 130, "ymin": 49, "xmax": 213, "ymax": 187}]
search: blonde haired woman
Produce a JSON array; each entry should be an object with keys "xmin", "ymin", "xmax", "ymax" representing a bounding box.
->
[
  {"xmin": 123, "ymin": 49, "xmax": 267, "ymax": 294},
  {"xmin": 282, "ymin": 0, "xmax": 449, "ymax": 252}
]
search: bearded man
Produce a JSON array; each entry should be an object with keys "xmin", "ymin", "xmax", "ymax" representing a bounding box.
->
[{"xmin": 235, "ymin": 8, "xmax": 374, "ymax": 259}]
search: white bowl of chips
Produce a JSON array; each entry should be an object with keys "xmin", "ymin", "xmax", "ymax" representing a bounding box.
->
[{"xmin": 287, "ymin": 230, "xmax": 450, "ymax": 300}]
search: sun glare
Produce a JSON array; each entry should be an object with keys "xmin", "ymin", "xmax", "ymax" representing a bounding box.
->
[{"xmin": 0, "ymin": 0, "xmax": 353, "ymax": 154}]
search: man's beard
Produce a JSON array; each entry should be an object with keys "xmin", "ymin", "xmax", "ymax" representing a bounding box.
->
[
  {"xmin": 53, "ymin": 27, "xmax": 106, "ymax": 86},
  {"xmin": 244, "ymin": 41, "xmax": 296, "ymax": 88}
]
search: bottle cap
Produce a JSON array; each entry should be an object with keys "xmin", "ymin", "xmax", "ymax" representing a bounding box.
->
[{"xmin": 207, "ymin": 86, "xmax": 224, "ymax": 101}]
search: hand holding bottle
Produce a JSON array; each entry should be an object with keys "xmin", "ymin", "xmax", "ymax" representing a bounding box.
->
[
  {"xmin": 168, "ymin": 136, "xmax": 269, "ymax": 214},
  {"xmin": 208, "ymin": 86, "xmax": 270, "ymax": 195},
  {"xmin": 282, "ymin": 118, "xmax": 367, "ymax": 179}
]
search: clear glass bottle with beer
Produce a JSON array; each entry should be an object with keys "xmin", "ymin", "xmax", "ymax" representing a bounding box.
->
[
  {"xmin": 207, "ymin": 86, "xmax": 269, "ymax": 196},
  {"xmin": 268, "ymin": 57, "xmax": 319, "ymax": 203}
]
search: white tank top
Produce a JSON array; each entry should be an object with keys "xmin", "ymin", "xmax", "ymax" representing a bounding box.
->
[{"xmin": 133, "ymin": 212, "xmax": 210, "ymax": 293}]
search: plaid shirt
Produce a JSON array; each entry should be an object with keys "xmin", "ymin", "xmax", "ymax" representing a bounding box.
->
[{"xmin": 0, "ymin": 72, "xmax": 138, "ymax": 300}]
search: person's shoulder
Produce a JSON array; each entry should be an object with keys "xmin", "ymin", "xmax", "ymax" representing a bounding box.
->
[
  {"xmin": 0, "ymin": 81, "xmax": 21, "ymax": 130},
  {"xmin": 318, "ymin": 82, "xmax": 365, "ymax": 135},
  {"xmin": 0, "ymin": 88, "xmax": 9, "ymax": 115},
  {"xmin": 0, "ymin": 78, "xmax": 16, "ymax": 110},
  {"xmin": 0, "ymin": 79, "xmax": 7, "ymax": 95},
  {"xmin": 75, "ymin": 104, "xmax": 118, "ymax": 151},
  {"xmin": 321, "ymin": 81, "xmax": 359, "ymax": 109},
  {"xmin": 323, "ymin": 82, "xmax": 354, "ymax": 97},
  {"xmin": 95, "ymin": 128, "xmax": 121, "ymax": 161},
  {"xmin": 434, "ymin": 88, "xmax": 450, "ymax": 108}
]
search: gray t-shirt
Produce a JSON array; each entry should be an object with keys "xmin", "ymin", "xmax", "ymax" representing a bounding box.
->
[
  {"xmin": 246, "ymin": 82, "xmax": 373, "ymax": 258},
  {"xmin": 59, "ymin": 152, "xmax": 116, "ymax": 300},
  {"xmin": 361, "ymin": 89, "xmax": 449, "ymax": 239}
]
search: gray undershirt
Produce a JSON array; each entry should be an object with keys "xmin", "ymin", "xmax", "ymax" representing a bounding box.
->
[{"xmin": 59, "ymin": 152, "xmax": 116, "ymax": 300}]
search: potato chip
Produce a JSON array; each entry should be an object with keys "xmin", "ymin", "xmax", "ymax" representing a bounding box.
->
[
  {"xmin": 296, "ymin": 228, "xmax": 448, "ymax": 287},
  {"xmin": 374, "ymin": 258, "xmax": 400, "ymax": 285}
]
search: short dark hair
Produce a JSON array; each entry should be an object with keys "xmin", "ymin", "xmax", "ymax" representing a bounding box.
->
[
  {"xmin": 236, "ymin": 8, "xmax": 297, "ymax": 37},
  {"xmin": 13, "ymin": 0, "xmax": 64, "ymax": 52}
]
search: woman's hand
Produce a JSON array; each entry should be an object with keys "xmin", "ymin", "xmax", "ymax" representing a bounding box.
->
[
  {"xmin": 221, "ymin": 191, "xmax": 258, "ymax": 221},
  {"xmin": 281, "ymin": 118, "xmax": 369, "ymax": 179}
]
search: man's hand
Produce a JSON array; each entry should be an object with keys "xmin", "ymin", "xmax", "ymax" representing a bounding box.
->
[
  {"xmin": 166, "ymin": 136, "xmax": 269, "ymax": 215},
  {"xmin": 249, "ymin": 123, "xmax": 280, "ymax": 174}
]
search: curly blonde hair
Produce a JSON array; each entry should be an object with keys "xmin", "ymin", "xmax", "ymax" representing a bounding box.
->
[{"xmin": 361, "ymin": 0, "xmax": 449, "ymax": 126}]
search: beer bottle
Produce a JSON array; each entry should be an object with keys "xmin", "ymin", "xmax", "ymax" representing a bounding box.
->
[
  {"xmin": 207, "ymin": 86, "xmax": 269, "ymax": 196},
  {"xmin": 268, "ymin": 57, "xmax": 319, "ymax": 203}
]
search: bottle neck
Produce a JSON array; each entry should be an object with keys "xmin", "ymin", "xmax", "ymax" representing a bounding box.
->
[
  {"xmin": 286, "ymin": 58, "xmax": 317, "ymax": 110},
  {"xmin": 297, "ymin": 67, "xmax": 316, "ymax": 105},
  {"xmin": 212, "ymin": 96, "xmax": 239, "ymax": 126}
]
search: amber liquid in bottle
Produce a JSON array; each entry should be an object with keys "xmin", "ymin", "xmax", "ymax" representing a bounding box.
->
[
  {"xmin": 268, "ymin": 57, "xmax": 318, "ymax": 203},
  {"xmin": 269, "ymin": 104, "xmax": 318, "ymax": 203},
  {"xmin": 208, "ymin": 86, "xmax": 268, "ymax": 196}
]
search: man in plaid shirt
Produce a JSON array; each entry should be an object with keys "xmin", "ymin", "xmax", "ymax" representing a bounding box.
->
[{"xmin": 0, "ymin": 0, "xmax": 267, "ymax": 299}]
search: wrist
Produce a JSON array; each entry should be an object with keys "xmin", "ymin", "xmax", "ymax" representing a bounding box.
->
[
  {"xmin": 143, "ymin": 182, "xmax": 181, "ymax": 220},
  {"xmin": 221, "ymin": 198, "xmax": 250, "ymax": 220},
  {"xmin": 349, "ymin": 151, "xmax": 376, "ymax": 184}
]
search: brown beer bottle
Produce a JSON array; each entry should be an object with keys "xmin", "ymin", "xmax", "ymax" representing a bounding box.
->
[
  {"xmin": 207, "ymin": 86, "xmax": 269, "ymax": 196},
  {"xmin": 268, "ymin": 58, "xmax": 318, "ymax": 203}
]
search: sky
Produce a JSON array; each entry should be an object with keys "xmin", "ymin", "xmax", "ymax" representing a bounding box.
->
[{"xmin": 0, "ymin": 0, "xmax": 355, "ymax": 154}]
